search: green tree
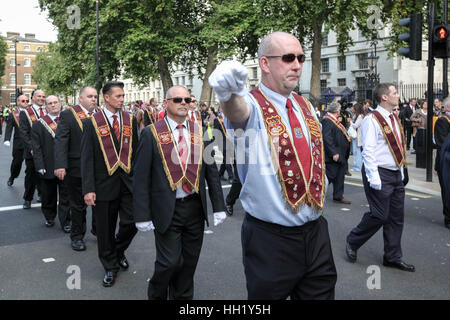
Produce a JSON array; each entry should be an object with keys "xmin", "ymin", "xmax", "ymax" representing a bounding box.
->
[{"xmin": 0, "ymin": 36, "xmax": 7, "ymax": 88}]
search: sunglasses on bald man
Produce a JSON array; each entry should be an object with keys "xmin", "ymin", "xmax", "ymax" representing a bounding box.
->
[
  {"xmin": 266, "ymin": 53, "xmax": 306, "ymax": 63},
  {"xmin": 167, "ymin": 97, "xmax": 192, "ymax": 104}
]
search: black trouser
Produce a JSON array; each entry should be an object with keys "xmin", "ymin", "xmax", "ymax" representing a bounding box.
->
[
  {"xmin": 405, "ymin": 126, "xmax": 413, "ymax": 149},
  {"xmin": 24, "ymin": 158, "xmax": 41, "ymax": 201},
  {"xmin": 66, "ymin": 175, "xmax": 88, "ymax": 241},
  {"xmin": 95, "ymin": 183, "xmax": 137, "ymax": 273},
  {"xmin": 437, "ymin": 166, "xmax": 450, "ymax": 224},
  {"xmin": 148, "ymin": 194, "xmax": 204, "ymax": 300},
  {"xmin": 40, "ymin": 177, "xmax": 71, "ymax": 228},
  {"xmin": 10, "ymin": 148, "xmax": 24, "ymax": 180},
  {"xmin": 347, "ymin": 165, "xmax": 405, "ymax": 263},
  {"xmin": 218, "ymin": 139, "xmax": 233, "ymax": 179},
  {"xmin": 325, "ymin": 161, "xmax": 346, "ymax": 201},
  {"xmin": 242, "ymin": 213, "xmax": 337, "ymax": 300},
  {"xmin": 226, "ymin": 162, "xmax": 242, "ymax": 206}
]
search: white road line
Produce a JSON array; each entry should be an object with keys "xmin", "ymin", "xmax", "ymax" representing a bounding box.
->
[{"xmin": 0, "ymin": 203, "xmax": 41, "ymax": 212}]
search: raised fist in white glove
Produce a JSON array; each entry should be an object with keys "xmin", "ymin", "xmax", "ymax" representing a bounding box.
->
[
  {"xmin": 208, "ymin": 60, "xmax": 248, "ymax": 102},
  {"xmin": 213, "ymin": 211, "xmax": 227, "ymax": 226},
  {"xmin": 136, "ymin": 221, "xmax": 155, "ymax": 232},
  {"xmin": 4, "ymin": 141, "xmax": 10, "ymax": 147}
]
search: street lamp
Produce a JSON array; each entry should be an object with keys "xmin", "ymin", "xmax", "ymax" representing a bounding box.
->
[
  {"xmin": 364, "ymin": 42, "xmax": 380, "ymax": 99},
  {"xmin": 95, "ymin": 0, "xmax": 101, "ymax": 101},
  {"xmin": 13, "ymin": 36, "xmax": 19, "ymax": 105}
]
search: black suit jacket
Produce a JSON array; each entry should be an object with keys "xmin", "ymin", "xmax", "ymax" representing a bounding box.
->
[
  {"xmin": 3, "ymin": 111, "xmax": 24, "ymax": 151},
  {"xmin": 31, "ymin": 119, "xmax": 57, "ymax": 180},
  {"xmin": 133, "ymin": 123, "xmax": 225, "ymax": 234},
  {"xmin": 80, "ymin": 111, "xmax": 139, "ymax": 201},
  {"xmin": 54, "ymin": 108, "xmax": 85, "ymax": 177},
  {"xmin": 321, "ymin": 117, "xmax": 350, "ymax": 165},
  {"xmin": 19, "ymin": 108, "xmax": 41, "ymax": 160},
  {"xmin": 143, "ymin": 109, "xmax": 153, "ymax": 127},
  {"xmin": 441, "ymin": 134, "xmax": 450, "ymax": 206},
  {"xmin": 434, "ymin": 116, "xmax": 450, "ymax": 170},
  {"xmin": 403, "ymin": 105, "xmax": 414, "ymax": 128}
]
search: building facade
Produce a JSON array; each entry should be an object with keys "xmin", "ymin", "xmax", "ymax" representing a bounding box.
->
[{"xmin": 1, "ymin": 32, "xmax": 49, "ymax": 106}]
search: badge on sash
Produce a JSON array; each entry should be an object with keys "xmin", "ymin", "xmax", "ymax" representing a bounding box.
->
[{"xmin": 295, "ymin": 128, "xmax": 303, "ymax": 139}]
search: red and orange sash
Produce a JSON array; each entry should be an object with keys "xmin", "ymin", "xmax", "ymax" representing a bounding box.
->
[
  {"xmin": 195, "ymin": 111, "xmax": 202, "ymax": 122},
  {"xmin": 39, "ymin": 115, "xmax": 57, "ymax": 138},
  {"xmin": 371, "ymin": 110, "xmax": 407, "ymax": 168},
  {"xmin": 12, "ymin": 109, "xmax": 21, "ymax": 128},
  {"xmin": 323, "ymin": 114, "xmax": 352, "ymax": 142},
  {"xmin": 70, "ymin": 105, "xmax": 90, "ymax": 131},
  {"xmin": 91, "ymin": 110, "xmax": 133, "ymax": 175},
  {"xmin": 24, "ymin": 107, "xmax": 39, "ymax": 127},
  {"xmin": 150, "ymin": 119, "xmax": 203, "ymax": 193},
  {"xmin": 251, "ymin": 87, "xmax": 325, "ymax": 212},
  {"xmin": 217, "ymin": 115, "xmax": 228, "ymax": 138}
]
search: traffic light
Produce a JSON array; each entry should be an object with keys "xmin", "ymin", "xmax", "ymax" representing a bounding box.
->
[
  {"xmin": 398, "ymin": 13, "xmax": 423, "ymax": 61},
  {"xmin": 432, "ymin": 24, "xmax": 449, "ymax": 58}
]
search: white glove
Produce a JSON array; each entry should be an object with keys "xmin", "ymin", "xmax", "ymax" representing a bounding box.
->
[
  {"xmin": 213, "ymin": 211, "xmax": 227, "ymax": 226},
  {"xmin": 208, "ymin": 60, "xmax": 248, "ymax": 102},
  {"xmin": 38, "ymin": 169, "xmax": 46, "ymax": 175},
  {"xmin": 4, "ymin": 141, "xmax": 10, "ymax": 147},
  {"xmin": 370, "ymin": 182, "xmax": 382, "ymax": 190},
  {"xmin": 136, "ymin": 221, "xmax": 155, "ymax": 232}
]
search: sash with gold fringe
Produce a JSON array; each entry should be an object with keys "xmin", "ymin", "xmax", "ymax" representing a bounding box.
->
[
  {"xmin": 251, "ymin": 87, "xmax": 325, "ymax": 212},
  {"xmin": 323, "ymin": 114, "xmax": 352, "ymax": 142},
  {"xmin": 195, "ymin": 111, "xmax": 202, "ymax": 122},
  {"xmin": 371, "ymin": 110, "xmax": 407, "ymax": 168},
  {"xmin": 91, "ymin": 110, "xmax": 133, "ymax": 175},
  {"xmin": 217, "ymin": 115, "xmax": 228, "ymax": 138},
  {"xmin": 24, "ymin": 107, "xmax": 39, "ymax": 127},
  {"xmin": 12, "ymin": 109, "xmax": 20, "ymax": 128},
  {"xmin": 70, "ymin": 105, "xmax": 89, "ymax": 131},
  {"xmin": 38, "ymin": 115, "xmax": 57, "ymax": 138},
  {"xmin": 150, "ymin": 119, "xmax": 203, "ymax": 193}
]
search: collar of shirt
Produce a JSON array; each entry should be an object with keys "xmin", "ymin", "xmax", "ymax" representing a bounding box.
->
[
  {"xmin": 103, "ymin": 107, "xmax": 121, "ymax": 127},
  {"xmin": 376, "ymin": 105, "xmax": 393, "ymax": 119},
  {"xmin": 166, "ymin": 115, "xmax": 188, "ymax": 134},
  {"xmin": 79, "ymin": 105, "xmax": 90, "ymax": 115},
  {"xmin": 33, "ymin": 104, "xmax": 45, "ymax": 115}
]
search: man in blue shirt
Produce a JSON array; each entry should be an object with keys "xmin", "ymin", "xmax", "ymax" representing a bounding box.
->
[{"xmin": 209, "ymin": 31, "xmax": 337, "ymax": 300}]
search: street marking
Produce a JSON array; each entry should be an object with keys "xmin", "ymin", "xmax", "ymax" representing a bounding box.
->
[
  {"xmin": 204, "ymin": 230, "xmax": 214, "ymax": 234},
  {"xmin": 42, "ymin": 258, "xmax": 55, "ymax": 263},
  {"xmin": 411, "ymin": 198, "xmax": 420, "ymax": 201},
  {"xmin": 0, "ymin": 203, "xmax": 41, "ymax": 212},
  {"xmin": 341, "ymin": 208, "xmax": 351, "ymax": 211}
]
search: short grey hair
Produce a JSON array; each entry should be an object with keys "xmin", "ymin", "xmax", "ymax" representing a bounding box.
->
[
  {"xmin": 45, "ymin": 95, "xmax": 61, "ymax": 105},
  {"xmin": 443, "ymin": 96, "xmax": 450, "ymax": 107},
  {"xmin": 326, "ymin": 101, "xmax": 341, "ymax": 113}
]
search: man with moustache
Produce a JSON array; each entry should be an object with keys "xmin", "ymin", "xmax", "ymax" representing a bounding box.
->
[
  {"xmin": 81, "ymin": 81, "xmax": 138, "ymax": 287},
  {"xmin": 54, "ymin": 86, "xmax": 99, "ymax": 251},
  {"xmin": 32, "ymin": 96, "xmax": 70, "ymax": 231},
  {"xmin": 19, "ymin": 89, "xmax": 45, "ymax": 209},
  {"xmin": 133, "ymin": 85, "xmax": 226, "ymax": 300},
  {"xmin": 4, "ymin": 95, "xmax": 28, "ymax": 187}
]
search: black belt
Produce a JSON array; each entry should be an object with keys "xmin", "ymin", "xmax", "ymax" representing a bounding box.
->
[
  {"xmin": 245, "ymin": 212, "xmax": 320, "ymax": 234},
  {"xmin": 176, "ymin": 193, "xmax": 199, "ymax": 203}
]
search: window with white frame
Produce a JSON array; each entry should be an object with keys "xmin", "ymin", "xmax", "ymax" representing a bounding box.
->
[
  {"xmin": 24, "ymin": 45, "xmax": 30, "ymax": 51},
  {"xmin": 24, "ymin": 58, "xmax": 31, "ymax": 67},
  {"xmin": 10, "ymin": 73, "xmax": 16, "ymax": 85},
  {"xmin": 339, "ymin": 56, "xmax": 346, "ymax": 71},
  {"xmin": 24, "ymin": 74, "xmax": 31, "ymax": 85},
  {"xmin": 321, "ymin": 58, "xmax": 329, "ymax": 73},
  {"xmin": 10, "ymin": 44, "xmax": 15, "ymax": 50},
  {"xmin": 10, "ymin": 93, "xmax": 16, "ymax": 104},
  {"xmin": 10, "ymin": 58, "xmax": 15, "ymax": 66}
]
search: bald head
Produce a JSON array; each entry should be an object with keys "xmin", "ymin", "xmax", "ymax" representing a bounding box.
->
[
  {"xmin": 258, "ymin": 31, "xmax": 300, "ymax": 61},
  {"xmin": 166, "ymin": 85, "xmax": 188, "ymax": 99},
  {"xmin": 17, "ymin": 95, "xmax": 29, "ymax": 108}
]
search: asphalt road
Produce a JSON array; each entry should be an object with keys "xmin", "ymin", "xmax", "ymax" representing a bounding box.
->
[{"xmin": 0, "ymin": 137, "xmax": 449, "ymax": 300}]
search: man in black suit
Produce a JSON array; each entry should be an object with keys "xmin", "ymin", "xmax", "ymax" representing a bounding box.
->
[
  {"xmin": 143, "ymin": 97, "xmax": 157, "ymax": 126},
  {"xmin": 133, "ymin": 85, "xmax": 226, "ymax": 300},
  {"xmin": 54, "ymin": 86, "xmax": 98, "ymax": 251},
  {"xmin": 19, "ymin": 89, "xmax": 45, "ymax": 209},
  {"xmin": 81, "ymin": 81, "xmax": 138, "ymax": 287},
  {"xmin": 403, "ymin": 98, "xmax": 417, "ymax": 151},
  {"xmin": 4, "ymin": 95, "xmax": 28, "ymax": 186},
  {"xmin": 31, "ymin": 95, "xmax": 70, "ymax": 231},
  {"xmin": 322, "ymin": 101, "xmax": 351, "ymax": 204},
  {"xmin": 434, "ymin": 97, "xmax": 450, "ymax": 229}
]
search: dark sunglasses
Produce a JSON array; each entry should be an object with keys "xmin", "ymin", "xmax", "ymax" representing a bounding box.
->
[
  {"xmin": 21, "ymin": 99, "xmax": 29, "ymax": 103},
  {"xmin": 168, "ymin": 97, "xmax": 192, "ymax": 104},
  {"xmin": 266, "ymin": 53, "xmax": 306, "ymax": 63},
  {"xmin": 393, "ymin": 108, "xmax": 400, "ymax": 111}
]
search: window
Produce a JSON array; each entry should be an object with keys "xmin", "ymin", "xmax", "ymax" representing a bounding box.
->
[
  {"xmin": 25, "ymin": 93, "xmax": 31, "ymax": 100},
  {"xmin": 321, "ymin": 58, "xmax": 329, "ymax": 73},
  {"xmin": 24, "ymin": 74, "xmax": 31, "ymax": 85},
  {"xmin": 10, "ymin": 73, "xmax": 16, "ymax": 85},
  {"xmin": 10, "ymin": 58, "xmax": 15, "ymax": 66},
  {"xmin": 252, "ymin": 67, "xmax": 258, "ymax": 79},
  {"xmin": 10, "ymin": 93, "xmax": 16, "ymax": 105},
  {"xmin": 320, "ymin": 80, "xmax": 327, "ymax": 93},
  {"xmin": 358, "ymin": 53, "xmax": 368, "ymax": 69},
  {"xmin": 24, "ymin": 58, "xmax": 31, "ymax": 67},
  {"xmin": 322, "ymin": 33, "xmax": 328, "ymax": 47},
  {"xmin": 24, "ymin": 45, "xmax": 30, "ymax": 51},
  {"xmin": 10, "ymin": 44, "xmax": 15, "ymax": 49},
  {"xmin": 37, "ymin": 46, "xmax": 43, "ymax": 52},
  {"xmin": 338, "ymin": 78, "xmax": 346, "ymax": 87},
  {"xmin": 339, "ymin": 56, "xmax": 346, "ymax": 71}
]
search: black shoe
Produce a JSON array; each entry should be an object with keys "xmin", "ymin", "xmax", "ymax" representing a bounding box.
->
[
  {"xmin": 118, "ymin": 256, "xmax": 129, "ymax": 270},
  {"xmin": 91, "ymin": 228, "xmax": 97, "ymax": 237},
  {"xmin": 7, "ymin": 178, "xmax": 13, "ymax": 186},
  {"xmin": 225, "ymin": 204, "xmax": 234, "ymax": 216},
  {"xmin": 23, "ymin": 200, "xmax": 31, "ymax": 209},
  {"xmin": 45, "ymin": 220, "xmax": 55, "ymax": 228},
  {"xmin": 71, "ymin": 239, "xmax": 86, "ymax": 251},
  {"xmin": 102, "ymin": 271, "xmax": 117, "ymax": 287},
  {"xmin": 36, "ymin": 195, "xmax": 41, "ymax": 203},
  {"xmin": 228, "ymin": 178, "xmax": 234, "ymax": 184},
  {"xmin": 63, "ymin": 225, "xmax": 71, "ymax": 233},
  {"xmin": 333, "ymin": 198, "xmax": 352, "ymax": 205},
  {"xmin": 345, "ymin": 241, "xmax": 357, "ymax": 262},
  {"xmin": 383, "ymin": 259, "xmax": 415, "ymax": 272},
  {"xmin": 445, "ymin": 222, "xmax": 450, "ymax": 229},
  {"xmin": 345, "ymin": 171, "xmax": 352, "ymax": 176}
]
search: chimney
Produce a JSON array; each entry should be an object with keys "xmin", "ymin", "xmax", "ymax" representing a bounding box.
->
[
  {"xmin": 25, "ymin": 33, "xmax": 35, "ymax": 39},
  {"xmin": 6, "ymin": 32, "xmax": 20, "ymax": 38}
]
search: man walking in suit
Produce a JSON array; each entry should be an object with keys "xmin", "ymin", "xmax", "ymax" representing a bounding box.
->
[
  {"xmin": 54, "ymin": 86, "xmax": 98, "ymax": 251},
  {"xmin": 403, "ymin": 98, "xmax": 416, "ymax": 151},
  {"xmin": 31, "ymin": 96, "xmax": 70, "ymax": 231},
  {"xmin": 322, "ymin": 102, "xmax": 352, "ymax": 204},
  {"xmin": 143, "ymin": 98, "xmax": 158, "ymax": 127},
  {"xmin": 81, "ymin": 81, "xmax": 139, "ymax": 287},
  {"xmin": 346, "ymin": 83, "xmax": 415, "ymax": 272},
  {"xmin": 4, "ymin": 95, "xmax": 28, "ymax": 186},
  {"xmin": 19, "ymin": 89, "xmax": 45, "ymax": 209},
  {"xmin": 434, "ymin": 97, "xmax": 450, "ymax": 229},
  {"xmin": 133, "ymin": 85, "xmax": 226, "ymax": 300}
]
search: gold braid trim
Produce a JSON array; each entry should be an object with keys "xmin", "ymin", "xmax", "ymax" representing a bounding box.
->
[
  {"xmin": 38, "ymin": 118, "xmax": 56, "ymax": 138},
  {"xmin": 190, "ymin": 121, "xmax": 203, "ymax": 194},
  {"xmin": 91, "ymin": 113, "xmax": 120, "ymax": 176},
  {"xmin": 70, "ymin": 107, "xmax": 84, "ymax": 131}
]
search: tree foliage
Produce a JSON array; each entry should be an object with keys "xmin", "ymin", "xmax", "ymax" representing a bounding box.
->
[{"xmin": 0, "ymin": 36, "xmax": 7, "ymax": 88}]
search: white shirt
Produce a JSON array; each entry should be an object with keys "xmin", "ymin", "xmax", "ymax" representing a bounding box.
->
[
  {"xmin": 103, "ymin": 107, "xmax": 121, "ymax": 128},
  {"xmin": 361, "ymin": 105, "xmax": 404, "ymax": 186},
  {"xmin": 79, "ymin": 105, "xmax": 92, "ymax": 117},
  {"xmin": 48, "ymin": 114, "xmax": 59, "ymax": 123},
  {"xmin": 166, "ymin": 116, "xmax": 192, "ymax": 199},
  {"xmin": 32, "ymin": 104, "xmax": 46, "ymax": 118}
]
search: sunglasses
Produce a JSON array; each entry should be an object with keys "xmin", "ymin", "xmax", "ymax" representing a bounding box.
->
[
  {"xmin": 393, "ymin": 108, "xmax": 400, "ymax": 111},
  {"xmin": 168, "ymin": 97, "xmax": 192, "ymax": 104},
  {"xmin": 266, "ymin": 53, "xmax": 306, "ymax": 63},
  {"xmin": 21, "ymin": 99, "xmax": 29, "ymax": 103}
]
